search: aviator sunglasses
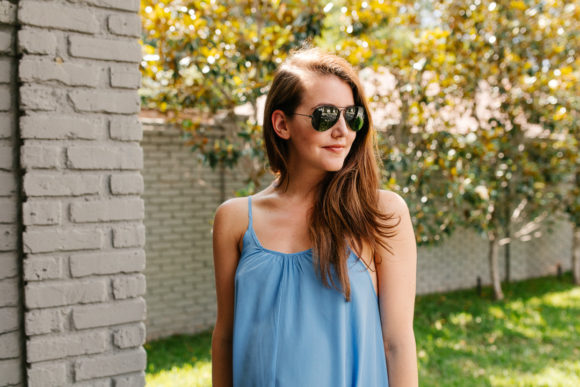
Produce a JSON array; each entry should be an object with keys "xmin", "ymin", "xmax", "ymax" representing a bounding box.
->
[{"xmin": 292, "ymin": 105, "xmax": 366, "ymax": 132}]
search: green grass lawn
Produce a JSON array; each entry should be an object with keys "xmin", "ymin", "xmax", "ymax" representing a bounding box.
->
[{"xmin": 145, "ymin": 272, "xmax": 580, "ymax": 386}]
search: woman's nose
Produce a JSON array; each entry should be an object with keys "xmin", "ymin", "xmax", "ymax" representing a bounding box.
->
[{"xmin": 331, "ymin": 114, "xmax": 349, "ymax": 137}]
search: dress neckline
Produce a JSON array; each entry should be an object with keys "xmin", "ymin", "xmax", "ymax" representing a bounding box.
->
[
  {"xmin": 247, "ymin": 195, "xmax": 313, "ymax": 256},
  {"xmin": 248, "ymin": 222, "xmax": 313, "ymax": 257}
]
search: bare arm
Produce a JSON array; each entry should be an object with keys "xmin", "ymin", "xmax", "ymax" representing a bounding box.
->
[
  {"xmin": 212, "ymin": 199, "xmax": 244, "ymax": 387},
  {"xmin": 376, "ymin": 190, "xmax": 418, "ymax": 387}
]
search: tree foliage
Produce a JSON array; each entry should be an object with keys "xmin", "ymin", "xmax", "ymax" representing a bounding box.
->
[
  {"xmin": 140, "ymin": 0, "xmax": 580, "ymax": 294},
  {"xmin": 140, "ymin": 0, "xmax": 325, "ymax": 182},
  {"xmin": 336, "ymin": 0, "xmax": 579, "ymax": 298}
]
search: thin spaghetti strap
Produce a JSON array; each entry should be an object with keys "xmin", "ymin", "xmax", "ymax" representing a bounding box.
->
[{"xmin": 247, "ymin": 196, "xmax": 253, "ymax": 228}]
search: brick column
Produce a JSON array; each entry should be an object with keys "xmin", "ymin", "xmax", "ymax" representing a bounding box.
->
[
  {"xmin": 0, "ymin": 1, "xmax": 23, "ymax": 386},
  {"xmin": 10, "ymin": 0, "xmax": 147, "ymax": 385}
]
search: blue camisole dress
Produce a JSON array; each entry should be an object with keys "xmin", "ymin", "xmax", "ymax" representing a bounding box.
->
[{"xmin": 232, "ymin": 196, "xmax": 389, "ymax": 386}]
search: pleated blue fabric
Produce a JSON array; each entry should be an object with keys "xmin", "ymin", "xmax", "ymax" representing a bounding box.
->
[{"xmin": 232, "ymin": 196, "xmax": 389, "ymax": 386}]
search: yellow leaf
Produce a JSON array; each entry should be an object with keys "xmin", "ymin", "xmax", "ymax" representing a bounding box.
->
[
  {"xmin": 509, "ymin": 1, "xmax": 526, "ymax": 11},
  {"xmin": 561, "ymin": 66, "xmax": 573, "ymax": 76}
]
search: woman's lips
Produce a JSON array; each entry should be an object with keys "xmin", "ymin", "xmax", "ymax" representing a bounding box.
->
[{"xmin": 323, "ymin": 145, "xmax": 345, "ymax": 153}]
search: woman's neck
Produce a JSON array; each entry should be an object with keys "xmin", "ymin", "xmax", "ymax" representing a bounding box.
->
[{"xmin": 273, "ymin": 166, "xmax": 326, "ymax": 205}]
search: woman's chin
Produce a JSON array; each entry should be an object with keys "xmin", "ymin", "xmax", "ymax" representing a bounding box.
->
[{"xmin": 323, "ymin": 161, "xmax": 346, "ymax": 172}]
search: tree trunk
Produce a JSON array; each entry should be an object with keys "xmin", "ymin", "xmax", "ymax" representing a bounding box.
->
[
  {"xmin": 573, "ymin": 224, "xmax": 580, "ymax": 285},
  {"xmin": 504, "ymin": 239, "xmax": 511, "ymax": 283},
  {"xmin": 504, "ymin": 204, "xmax": 511, "ymax": 283},
  {"xmin": 489, "ymin": 236, "xmax": 504, "ymax": 300}
]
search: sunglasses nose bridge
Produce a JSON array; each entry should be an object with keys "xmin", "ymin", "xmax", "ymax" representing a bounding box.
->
[{"xmin": 332, "ymin": 109, "xmax": 350, "ymax": 134}]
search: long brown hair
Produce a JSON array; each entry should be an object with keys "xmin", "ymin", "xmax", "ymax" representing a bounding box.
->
[{"xmin": 263, "ymin": 47, "xmax": 400, "ymax": 301}]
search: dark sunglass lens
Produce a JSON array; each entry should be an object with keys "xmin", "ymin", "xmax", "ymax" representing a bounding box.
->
[
  {"xmin": 314, "ymin": 106, "xmax": 340, "ymax": 131},
  {"xmin": 345, "ymin": 106, "xmax": 364, "ymax": 131}
]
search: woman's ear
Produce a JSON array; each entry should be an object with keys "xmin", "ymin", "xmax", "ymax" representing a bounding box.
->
[{"xmin": 271, "ymin": 110, "xmax": 291, "ymax": 140}]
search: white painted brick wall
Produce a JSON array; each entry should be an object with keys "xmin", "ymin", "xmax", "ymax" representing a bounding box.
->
[
  {"xmin": 69, "ymin": 89, "xmax": 141, "ymax": 114},
  {"xmin": 21, "ymin": 114, "xmax": 102, "ymax": 140},
  {"xmin": 27, "ymin": 362, "xmax": 67, "ymax": 387},
  {"xmin": 26, "ymin": 330, "xmax": 109, "ymax": 362},
  {"xmin": 19, "ymin": 1, "xmax": 100, "ymax": 33},
  {"xmin": 5, "ymin": 1, "xmax": 148, "ymax": 385},
  {"xmin": 70, "ymin": 250, "xmax": 145, "ymax": 277},
  {"xmin": 415, "ymin": 217, "xmax": 573, "ymax": 295},
  {"xmin": 142, "ymin": 121, "xmax": 271, "ymax": 339},
  {"xmin": 0, "ymin": 307, "xmax": 18, "ymax": 334},
  {"xmin": 73, "ymin": 298, "xmax": 146, "ymax": 329},
  {"xmin": 74, "ymin": 347, "xmax": 146, "ymax": 381},
  {"xmin": 113, "ymin": 323, "xmax": 146, "ymax": 349},
  {"xmin": 0, "ymin": 1, "xmax": 21, "ymax": 384},
  {"xmin": 69, "ymin": 35, "xmax": 141, "ymax": 63},
  {"xmin": 18, "ymin": 27, "xmax": 57, "ymax": 55},
  {"xmin": 109, "ymin": 116, "xmax": 142, "ymax": 141},
  {"xmin": 25, "ymin": 307, "xmax": 69, "ymax": 336}
]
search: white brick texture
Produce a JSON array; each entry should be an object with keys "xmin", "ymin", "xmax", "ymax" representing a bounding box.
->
[
  {"xmin": 110, "ymin": 65, "xmax": 141, "ymax": 89},
  {"xmin": 0, "ymin": 2, "xmax": 16, "ymax": 24},
  {"xmin": 23, "ymin": 227, "xmax": 103, "ymax": 253},
  {"xmin": 73, "ymin": 298, "xmax": 146, "ymax": 329},
  {"xmin": 114, "ymin": 373, "xmax": 146, "ymax": 387},
  {"xmin": 0, "ymin": 112, "xmax": 12, "ymax": 138},
  {"xmin": 20, "ymin": 58, "xmax": 99, "ymax": 87},
  {"xmin": 108, "ymin": 14, "xmax": 141, "ymax": 38},
  {"xmin": 21, "ymin": 114, "xmax": 101, "ymax": 140},
  {"xmin": 69, "ymin": 198, "xmax": 144, "ymax": 223},
  {"xmin": 20, "ymin": 144, "xmax": 61, "ymax": 169},
  {"xmin": 0, "ymin": 8, "xmax": 21, "ymax": 383},
  {"xmin": 0, "ymin": 253, "xmax": 17, "ymax": 280},
  {"xmin": 82, "ymin": 0, "xmax": 140, "ymax": 12},
  {"xmin": 23, "ymin": 256, "xmax": 66, "ymax": 281},
  {"xmin": 113, "ymin": 323, "xmax": 146, "ymax": 349},
  {"xmin": 22, "ymin": 199, "xmax": 62, "ymax": 225},
  {"xmin": 4, "ymin": 0, "xmax": 146, "ymax": 384},
  {"xmin": 27, "ymin": 330, "xmax": 108, "ymax": 362},
  {"xmin": 112, "ymin": 224, "xmax": 146, "ymax": 248},
  {"xmin": 69, "ymin": 36, "xmax": 141, "ymax": 63},
  {"xmin": 109, "ymin": 116, "xmax": 142, "ymax": 141},
  {"xmin": 69, "ymin": 89, "xmax": 141, "ymax": 114},
  {"xmin": 112, "ymin": 274, "xmax": 146, "ymax": 299},
  {"xmin": 18, "ymin": 27, "xmax": 57, "ymax": 55},
  {"xmin": 19, "ymin": 1, "xmax": 99, "ymax": 33},
  {"xmin": 142, "ymin": 122, "xmax": 254, "ymax": 339},
  {"xmin": 0, "ymin": 307, "xmax": 18, "ymax": 334},
  {"xmin": 0, "ymin": 198, "xmax": 16, "ymax": 223},
  {"xmin": 110, "ymin": 174, "xmax": 144, "ymax": 195},
  {"xmin": 23, "ymin": 173, "xmax": 101, "ymax": 196},
  {"xmin": 70, "ymin": 249, "xmax": 145, "ymax": 277},
  {"xmin": 27, "ymin": 362, "xmax": 67, "ymax": 387},
  {"xmin": 25, "ymin": 279, "xmax": 108, "ymax": 308},
  {"xmin": 74, "ymin": 347, "xmax": 146, "ymax": 381},
  {"xmin": 0, "ymin": 359, "xmax": 21, "ymax": 386},
  {"xmin": 67, "ymin": 145, "xmax": 143, "ymax": 170},
  {"xmin": 25, "ymin": 308, "xmax": 69, "ymax": 336}
]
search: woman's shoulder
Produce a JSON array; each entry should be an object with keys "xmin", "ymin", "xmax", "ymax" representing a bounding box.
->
[
  {"xmin": 377, "ymin": 189, "xmax": 410, "ymax": 216},
  {"xmin": 214, "ymin": 196, "xmax": 249, "ymax": 224},
  {"xmin": 213, "ymin": 196, "xmax": 251, "ymax": 253}
]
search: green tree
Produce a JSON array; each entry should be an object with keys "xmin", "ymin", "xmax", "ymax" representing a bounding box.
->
[
  {"xmin": 334, "ymin": 0, "xmax": 579, "ymax": 299},
  {"xmin": 140, "ymin": 0, "xmax": 326, "ymax": 188}
]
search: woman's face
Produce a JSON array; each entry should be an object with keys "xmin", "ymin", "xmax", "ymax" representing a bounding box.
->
[{"xmin": 284, "ymin": 73, "xmax": 358, "ymax": 173}]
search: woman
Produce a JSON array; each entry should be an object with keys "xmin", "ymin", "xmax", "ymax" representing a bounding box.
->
[{"xmin": 212, "ymin": 47, "xmax": 418, "ymax": 386}]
